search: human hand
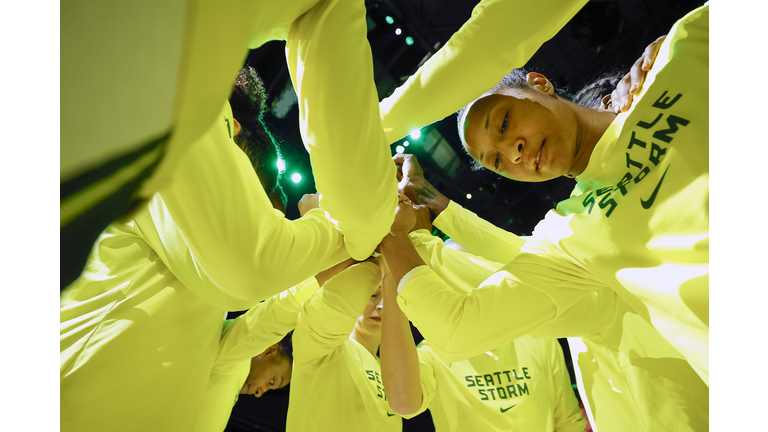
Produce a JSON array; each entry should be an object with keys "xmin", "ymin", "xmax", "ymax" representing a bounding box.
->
[
  {"xmin": 392, "ymin": 154, "xmax": 449, "ymax": 215},
  {"xmin": 411, "ymin": 204, "xmax": 432, "ymax": 233},
  {"xmin": 298, "ymin": 193, "xmax": 320, "ymax": 217},
  {"xmin": 610, "ymin": 35, "xmax": 666, "ymax": 113}
]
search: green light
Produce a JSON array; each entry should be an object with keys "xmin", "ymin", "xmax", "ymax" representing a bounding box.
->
[
  {"xmin": 396, "ymin": 145, "xmax": 405, "ymax": 154},
  {"xmin": 291, "ymin": 173, "xmax": 302, "ymax": 183},
  {"xmin": 402, "ymin": 140, "xmax": 409, "ymax": 147},
  {"xmin": 405, "ymin": 36, "xmax": 414, "ymax": 46},
  {"xmin": 409, "ymin": 129, "xmax": 421, "ymax": 139},
  {"xmin": 385, "ymin": 16, "xmax": 394, "ymax": 24},
  {"xmin": 276, "ymin": 158, "xmax": 286, "ymax": 174}
]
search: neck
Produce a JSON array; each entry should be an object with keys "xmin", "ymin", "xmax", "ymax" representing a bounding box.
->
[
  {"xmin": 351, "ymin": 327, "xmax": 381, "ymax": 358},
  {"xmin": 569, "ymin": 105, "xmax": 616, "ymax": 177}
]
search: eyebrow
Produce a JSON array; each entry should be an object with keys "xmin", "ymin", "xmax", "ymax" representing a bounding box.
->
[{"xmin": 484, "ymin": 111, "xmax": 490, "ymax": 131}]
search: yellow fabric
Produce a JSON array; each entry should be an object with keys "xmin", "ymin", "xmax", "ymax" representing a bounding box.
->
[
  {"xmin": 414, "ymin": 213, "xmax": 708, "ymax": 431},
  {"xmin": 154, "ymin": 101, "xmax": 349, "ymax": 306},
  {"xmin": 411, "ymin": 338, "xmax": 585, "ymax": 432},
  {"xmin": 61, "ymin": 107, "xmax": 349, "ymax": 431},
  {"xmin": 195, "ymin": 279, "xmax": 319, "ymax": 432},
  {"xmin": 399, "ymin": 6, "xmax": 709, "ymax": 385},
  {"xmin": 527, "ymin": 5, "xmax": 709, "ymax": 385},
  {"xmin": 62, "ymin": 0, "xmax": 321, "ymax": 193},
  {"xmin": 286, "ymin": 262, "xmax": 402, "ymax": 432},
  {"xmin": 379, "ymin": 0, "xmax": 588, "ymax": 143},
  {"xmin": 530, "ymin": 290, "xmax": 709, "ymax": 432},
  {"xmin": 432, "ymin": 200, "xmax": 526, "ymax": 264},
  {"xmin": 285, "ymin": 0, "xmax": 398, "ymax": 260}
]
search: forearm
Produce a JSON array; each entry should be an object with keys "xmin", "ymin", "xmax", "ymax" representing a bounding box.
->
[
  {"xmin": 381, "ymin": 272, "xmax": 422, "ymax": 415},
  {"xmin": 408, "ymin": 179, "xmax": 450, "ymax": 218},
  {"xmin": 380, "ymin": 0, "xmax": 588, "ymax": 142},
  {"xmin": 433, "ymin": 200, "xmax": 525, "ymax": 264},
  {"xmin": 380, "ymin": 229, "xmax": 427, "ymax": 287},
  {"xmin": 286, "ymin": 0, "xmax": 398, "ymax": 260}
]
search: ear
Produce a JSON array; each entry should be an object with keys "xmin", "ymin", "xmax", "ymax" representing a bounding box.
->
[
  {"xmin": 232, "ymin": 118, "xmax": 242, "ymax": 138},
  {"xmin": 261, "ymin": 343, "xmax": 279, "ymax": 357},
  {"xmin": 601, "ymin": 94, "xmax": 612, "ymax": 110},
  {"xmin": 526, "ymin": 72, "xmax": 556, "ymax": 97}
]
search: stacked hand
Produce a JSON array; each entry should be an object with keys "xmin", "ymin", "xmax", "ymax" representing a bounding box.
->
[{"xmin": 610, "ymin": 35, "xmax": 666, "ymax": 113}]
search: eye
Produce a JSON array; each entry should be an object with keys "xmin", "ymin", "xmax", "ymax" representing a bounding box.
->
[
  {"xmin": 494, "ymin": 154, "xmax": 500, "ymax": 171},
  {"xmin": 270, "ymin": 380, "xmax": 275, "ymax": 386},
  {"xmin": 500, "ymin": 112, "xmax": 508, "ymax": 134}
]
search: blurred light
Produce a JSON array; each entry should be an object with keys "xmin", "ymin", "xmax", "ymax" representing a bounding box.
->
[
  {"xmin": 405, "ymin": 36, "xmax": 414, "ymax": 45},
  {"xmin": 291, "ymin": 173, "xmax": 302, "ymax": 183},
  {"xmin": 402, "ymin": 140, "xmax": 409, "ymax": 147},
  {"xmin": 409, "ymin": 129, "xmax": 421, "ymax": 139},
  {"xmin": 395, "ymin": 28, "xmax": 402, "ymax": 35},
  {"xmin": 396, "ymin": 145, "xmax": 405, "ymax": 153},
  {"xmin": 276, "ymin": 157, "xmax": 286, "ymax": 174},
  {"xmin": 466, "ymin": 193, "xmax": 472, "ymax": 199},
  {"xmin": 385, "ymin": 16, "xmax": 394, "ymax": 24}
]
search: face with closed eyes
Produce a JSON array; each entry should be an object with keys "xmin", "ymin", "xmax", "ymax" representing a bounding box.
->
[
  {"xmin": 462, "ymin": 75, "xmax": 583, "ymax": 182},
  {"xmin": 239, "ymin": 344, "xmax": 292, "ymax": 398}
]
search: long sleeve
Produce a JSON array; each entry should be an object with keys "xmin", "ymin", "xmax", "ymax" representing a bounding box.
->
[
  {"xmin": 285, "ymin": 0, "xmax": 398, "ymax": 260},
  {"xmin": 432, "ymin": 200, "xmax": 526, "ymax": 265},
  {"xmin": 145, "ymin": 102, "xmax": 350, "ymax": 311},
  {"xmin": 379, "ymin": 0, "xmax": 589, "ymax": 143},
  {"xmin": 397, "ymin": 251, "xmax": 603, "ymax": 363},
  {"xmin": 293, "ymin": 262, "xmax": 381, "ymax": 367},
  {"xmin": 408, "ymin": 229, "xmax": 503, "ymax": 294},
  {"xmin": 550, "ymin": 340, "xmax": 587, "ymax": 432},
  {"xmin": 213, "ymin": 278, "xmax": 320, "ymax": 371}
]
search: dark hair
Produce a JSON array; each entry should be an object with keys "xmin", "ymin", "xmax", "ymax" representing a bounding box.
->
[
  {"xmin": 277, "ymin": 330, "xmax": 294, "ymax": 362},
  {"xmin": 229, "ymin": 66, "xmax": 284, "ymax": 199},
  {"xmin": 456, "ymin": 68, "xmax": 568, "ymax": 171},
  {"xmin": 572, "ymin": 70, "xmax": 628, "ymax": 109}
]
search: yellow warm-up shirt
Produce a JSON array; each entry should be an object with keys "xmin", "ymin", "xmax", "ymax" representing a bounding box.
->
[
  {"xmin": 397, "ymin": 5, "xmax": 709, "ymax": 384},
  {"xmin": 379, "ymin": 0, "xmax": 588, "ymax": 143},
  {"xmin": 195, "ymin": 279, "xmax": 319, "ymax": 432},
  {"xmin": 419, "ymin": 208, "xmax": 708, "ymax": 431},
  {"xmin": 285, "ymin": 0, "xmax": 398, "ymax": 260},
  {"xmin": 286, "ymin": 262, "xmax": 406, "ymax": 432},
  {"xmin": 61, "ymin": 101, "xmax": 348, "ymax": 431},
  {"xmin": 412, "ymin": 338, "xmax": 585, "ymax": 432}
]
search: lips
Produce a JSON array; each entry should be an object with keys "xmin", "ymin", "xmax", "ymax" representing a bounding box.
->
[
  {"xmin": 535, "ymin": 140, "xmax": 545, "ymax": 171},
  {"xmin": 370, "ymin": 316, "xmax": 382, "ymax": 322}
]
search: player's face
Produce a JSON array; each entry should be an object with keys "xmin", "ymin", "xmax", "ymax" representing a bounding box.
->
[
  {"xmin": 358, "ymin": 286, "xmax": 384, "ymax": 333},
  {"xmin": 240, "ymin": 347, "xmax": 292, "ymax": 397},
  {"xmin": 463, "ymin": 87, "xmax": 579, "ymax": 182}
]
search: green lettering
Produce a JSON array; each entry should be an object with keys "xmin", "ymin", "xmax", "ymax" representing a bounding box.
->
[
  {"xmin": 627, "ymin": 131, "xmax": 647, "ymax": 149},
  {"xmin": 375, "ymin": 371, "xmax": 381, "ymax": 384},
  {"xmin": 512, "ymin": 370, "xmax": 524, "ymax": 380},
  {"xmin": 582, "ymin": 192, "xmax": 596, "ymax": 214},
  {"xmin": 493, "ymin": 372, "xmax": 502, "ymax": 384},
  {"xmin": 626, "ymin": 153, "xmax": 643, "ymax": 170},
  {"xmin": 479, "ymin": 389, "xmax": 488, "ymax": 401},
  {"xmin": 503, "ymin": 371, "xmax": 512, "ymax": 382},
  {"xmin": 366, "ymin": 370, "xmax": 375, "ymax": 381},
  {"xmin": 634, "ymin": 166, "xmax": 651, "ymax": 184},
  {"xmin": 465, "ymin": 376, "xmax": 475, "ymax": 387},
  {"xmin": 476, "ymin": 375, "xmax": 484, "ymax": 387},
  {"xmin": 522, "ymin": 367, "xmax": 530, "ymax": 379},
  {"xmin": 653, "ymin": 115, "xmax": 690, "ymax": 143},
  {"xmin": 649, "ymin": 142, "xmax": 667, "ymax": 166},
  {"xmin": 484, "ymin": 374, "xmax": 494, "ymax": 386},
  {"xmin": 507, "ymin": 385, "xmax": 518, "ymax": 397},
  {"xmin": 616, "ymin": 172, "xmax": 633, "ymax": 196},
  {"xmin": 636, "ymin": 113, "xmax": 662, "ymax": 129},
  {"xmin": 652, "ymin": 91, "xmax": 682, "ymax": 109},
  {"xmin": 497, "ymin": 387, "xmax": 508, "ymax": 399},
  {"xmin": 517, "ymin": 383, "xmax": 529, "ymax": 396},
  {"xmin": 487, "ymin": 388, "xmax": 497, "ymax": 400}
]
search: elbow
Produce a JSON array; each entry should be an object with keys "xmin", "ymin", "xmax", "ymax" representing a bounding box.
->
[{"xmin": 389, "ymin": 398, "xmax": 422, "ymax": 417}]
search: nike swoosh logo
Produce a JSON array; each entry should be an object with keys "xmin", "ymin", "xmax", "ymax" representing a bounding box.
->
[
  {"xmin": 640, "ymin": 165, "xmax": 670, "ymax": 209},
  {"xmin": 500, "ymin": 404, "xmax": 518, "ymax": 413},
  {"xmin": 387, "ymin": 413, "xmax": 396, "ymax": 417}
]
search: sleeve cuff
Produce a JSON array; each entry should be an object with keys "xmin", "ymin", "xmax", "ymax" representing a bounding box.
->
[{"xmin": 397, "ymin": 265, "xmax": 428, "ymax": 294}]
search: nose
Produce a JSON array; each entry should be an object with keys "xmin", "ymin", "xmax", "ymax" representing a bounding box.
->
[
  {"xmin": 255, "ymin": 387, "xmax": 269, "ymax": 398},
  {"xmin": 504, "ymin": 139, "xmax": 525, "ymax": 164}
]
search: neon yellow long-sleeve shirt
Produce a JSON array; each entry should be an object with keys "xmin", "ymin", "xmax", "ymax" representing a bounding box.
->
[
  {"xmin": 61, "ymin": 102, "xmax": 349, "ymax": 431},
  {"xmin": 285, "ymin": 0, "xmax": 398, "ymax": 260},
  {"xmin": 286, "ymin": 262, "xmax": 405, "ymax": 432},
  {"xmin": 410, "ymin": 338, "xmax": 585, "ymax": 432},
  {"xmin": 397, "ymin": 5, "xmax": 709, "ymax": 385},
  {"xmin": 194, "ymin": 279, "xmax": 319, "ymax": 432},
  {"xmin": 379, "ymin": 0, "xmax": 588, "ymax": 143}
]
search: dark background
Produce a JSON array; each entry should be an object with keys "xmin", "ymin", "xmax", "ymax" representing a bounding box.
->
[{"xmin": 224, "ymin": 0, "xmax": 704, "ymax": 430}]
